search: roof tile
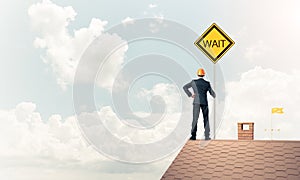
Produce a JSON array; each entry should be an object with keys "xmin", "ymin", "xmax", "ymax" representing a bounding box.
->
[
  {"xmin": 287, "ymin": 175, "xmax": 300, "ymax": 180},
  {"xmin": 161, "ymin": 140, "xmax": 300, "ymax": 180},
  {"xmin": 243, "ymin": 171, "xmax": 254, "ymax": 178},
  {"xmin": 253, "ymin": 169, "xmax": 265, "ymax": 175},
  {"xmin": 286, "ymin": 168, "xmax": 299, "ymax": 176},
  {"xmin": 275, "ymin": 170, "xmax": 288, "ymax": 177},
  {"xmin": 264, "ymin": 172, "xmax": 277, "ymax": 179}
]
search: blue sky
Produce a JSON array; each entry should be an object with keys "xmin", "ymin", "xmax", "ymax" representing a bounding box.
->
[{"xmin": 1, "ymin": 0, "xmax": 300, "ymax": 179}]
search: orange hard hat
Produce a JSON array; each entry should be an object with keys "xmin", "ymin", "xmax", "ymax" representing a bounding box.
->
[{"xmin": 197, "ymin": 68, "xmax": 205, "ymax": 76}]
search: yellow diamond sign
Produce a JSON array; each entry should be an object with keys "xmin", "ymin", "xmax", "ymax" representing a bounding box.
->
[{"xmin": 194, "ymin": 23, "xmax": 234, "ymax": 64}]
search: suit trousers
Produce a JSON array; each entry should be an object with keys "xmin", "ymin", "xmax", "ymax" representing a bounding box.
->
[{"xmin": 191, "ymin": 104, "xmax": 210, "ymax": 138}]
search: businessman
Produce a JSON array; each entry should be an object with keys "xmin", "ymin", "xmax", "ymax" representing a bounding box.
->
[{"xmin": 183, "ymin": 68, "xmax": 216, "ymax": 140}]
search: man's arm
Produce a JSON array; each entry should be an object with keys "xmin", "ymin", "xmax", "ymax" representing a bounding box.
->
[
  {"xmin": 208, "ymin": 83, "xmax": 216, "ymax": 98},
  {"xmin": 183, "ymin": 81, "xmax": 193, "ymax": 97}
]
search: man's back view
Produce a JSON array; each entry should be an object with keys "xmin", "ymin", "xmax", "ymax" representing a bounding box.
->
[{"xmin": 183, "ymin": 68, "xmax": 216, "ymax": 140}]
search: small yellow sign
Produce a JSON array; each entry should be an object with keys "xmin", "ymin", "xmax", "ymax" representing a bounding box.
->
[
  {"xmin": 194, "ymin": 23, "xmax": 234, "ymax": 64},
  {"xmin": 272, "ymin": 107, "xmax": 284, "ymax": 114}
]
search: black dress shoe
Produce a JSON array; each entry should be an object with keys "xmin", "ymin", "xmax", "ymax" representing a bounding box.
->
[
  {"xmin": 205, "ymin": 137, "xmax": 211, "ymax": 140},
  {"xmin": 189, "ymin": 136, "xmax": 196, "ymax": 140}
]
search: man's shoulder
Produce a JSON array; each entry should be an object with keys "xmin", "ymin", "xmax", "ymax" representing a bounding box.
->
[{"xmin": 194, "ymin": 78, "xmax": 210, "ymax": 84}]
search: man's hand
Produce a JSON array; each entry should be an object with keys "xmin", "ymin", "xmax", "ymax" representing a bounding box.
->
[{"xmin": 192, "ymin": 94, "xmax": 196, "ymax": 98}]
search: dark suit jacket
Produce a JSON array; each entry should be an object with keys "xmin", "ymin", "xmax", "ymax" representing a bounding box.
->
[{"xmin": 183, "ymin": 78, "xmax": 216, "ymax": 105}]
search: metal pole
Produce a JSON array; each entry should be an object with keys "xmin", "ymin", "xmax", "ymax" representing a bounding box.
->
[{"xmin": 213, "ymin": 64, "xmax": 216, "ymax": 139}]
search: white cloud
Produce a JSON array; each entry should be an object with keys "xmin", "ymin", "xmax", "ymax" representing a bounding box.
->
[
  {"xmin": 153, "ymin": 14, "xmax": 164, "ymax": 23},
  {"xmin": 0, "ymin": 102, "xmax": 102, "ymax": 162},
  {"xmin": 0, "ymin": 103, "xmax": 174, "ymax": 179},
  {"xmin": 137, "ymin": 83, "xmax": 181, "ymax": 113},
  {"xmin": 146, "ymin": 13, "xmax": 165, "ymax": 33},
  {"xmin": 28, "ymin": 0, "xmax": 127, "ymax": 90},
  {"xmin": 121, "ymin": 17, "xmax": 135, "ymax": 26},
  {"xmin": 100, "ymin": 83, "xmax": 182, "ymax": 144},
  {"xmin": 148, "ymin": 4, "xmax": 157, "ymax": 8},
  {"xmin": 75, "ymin": 82, "xmax": 190, "ymax": 163},
  {"xmin": 0, "ymin": 102, "xmax": 178, "ymax": 179},
  {"xmin": 218, "ymin": 66, "xmax": 300, "ymax": 140}
]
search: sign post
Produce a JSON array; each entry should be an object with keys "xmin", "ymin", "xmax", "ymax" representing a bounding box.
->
[
  {"xmin": 213, "ymin": 64, "xmax": 216, "ymax": 139},
  {"xmin": 194, "ymin": 23, "xmax": 234, "ymax": 139}
]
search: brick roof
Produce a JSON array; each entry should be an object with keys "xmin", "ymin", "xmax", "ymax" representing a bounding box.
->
[{"xmin": 161, "ymin": 140, "xmax": 300, "ymax": 179}]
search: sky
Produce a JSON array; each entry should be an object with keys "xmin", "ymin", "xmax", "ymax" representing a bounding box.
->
[{"xmin": 1, "ymin": 0, "xmax": 300, "ymax": 179}]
